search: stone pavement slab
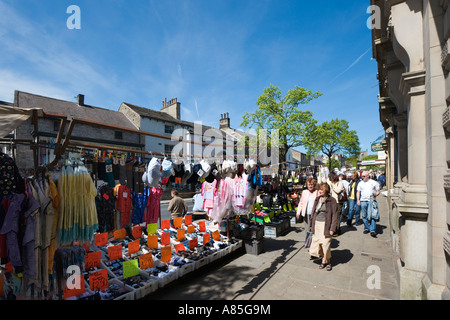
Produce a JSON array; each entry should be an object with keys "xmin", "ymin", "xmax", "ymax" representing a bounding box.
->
[{"xmin": 143, "ymin": 194, "xmax": 399, "ymax": 300}]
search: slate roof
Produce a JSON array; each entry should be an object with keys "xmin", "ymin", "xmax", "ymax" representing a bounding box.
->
[
  {"xmin": 122, "ymin": 102, "xmax": 194, "ymax": 128},
  {"xmin": 14, "ymin": 91, "xmax": 137, "ymax": 130}
]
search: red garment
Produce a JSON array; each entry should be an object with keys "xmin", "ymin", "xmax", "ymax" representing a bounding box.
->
[
  {"xmin": 114, "ymin": 185, "xmax": 132, "ymax": 227},
  {"xmin": 144, "ymin": 187, "xmax": 162, "ymax": 225},
  {"xmin": 0, "ymin": 197, "xmax": 11, "ymax": 260}
]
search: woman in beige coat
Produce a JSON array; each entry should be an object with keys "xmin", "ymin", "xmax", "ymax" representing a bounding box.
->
[{"xmin": 309, "ymin": 183, "xmax": 338, "ymax": 271}]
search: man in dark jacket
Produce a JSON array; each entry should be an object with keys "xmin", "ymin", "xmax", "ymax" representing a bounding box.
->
[{"xmin": 346, "ymin": 171, "xmax": 362, "ymax": 226}]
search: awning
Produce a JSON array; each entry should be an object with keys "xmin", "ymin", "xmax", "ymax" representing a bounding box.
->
[{"xmin": 0, "ymin": 105, "xmax": 43, "ymax": 138}]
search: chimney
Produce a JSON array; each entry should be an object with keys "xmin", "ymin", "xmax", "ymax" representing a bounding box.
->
[
  {"xmin": 219, "ymin": 112, "xmax": 230, "ymax": 129},
  {"xmin": 77, "ymin": 94, "xmax": 85, "ymax": 106},
  {"xmin": 161, "ymin": 97, "xmax": 181, "ymax": 119}
]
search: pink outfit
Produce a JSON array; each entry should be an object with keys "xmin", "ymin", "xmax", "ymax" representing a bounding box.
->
[
  {"xmin": 144, "ymin": 186, "xmax": 163, "ymax": 225},
  {"xmin": 210, "ymin": 178, "xmax": 233, "ymax": 223},
  {"xmin": 297, "ymin": 189, "xmax": 319, "ymax": 217},
  {"xmin": 202, "ymin": 180, "xmax": 217, "ymax": 216}
]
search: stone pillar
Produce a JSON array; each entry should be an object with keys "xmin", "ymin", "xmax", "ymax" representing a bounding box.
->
[
  {"xmin": 396, "ymin": 69, "xmax": 429, "ymax": 300},
  {"xmin": 394, "ymin": 112, "xmax": 408, "ymax": 183}
]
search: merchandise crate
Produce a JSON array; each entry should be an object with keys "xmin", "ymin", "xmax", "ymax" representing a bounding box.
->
[
  {"xmin": 208, "ymin": 250, "xmax": 221, "ymax": 263},
  {"xmin": 110, "ymin": 278, "xmax": 135, "ymax": 300},
  {"xmin": 141, "ymin": 277, "xmax": 160, "ymax": 297},
  {"xmin": 177, "ymin": 261, "xmax": 195, "ymax": 278},
  {"xmin": 221, "ymin": 244, "xmax": 232, "ymax": 256},
  {"xmin": 194, "ymin": 254, "xmax": 210, "ymax": 270},
  {"xmin": 264, "ymin": 222, "xmax": 283, "ymax": 238},
  {"xmin": 290, "ymin": 215, "xmax": 297, "ymax": 225},
  {"xmin": 244, "ymin": 239, "xmax": 264, "ymax": 255},
  {"xmin": 157, "ymin": 265, "xmax": 179, "ymax": 288},
  {"xmin": 234, "ymin": 224, "xmax": 264, "ymax": 241}
]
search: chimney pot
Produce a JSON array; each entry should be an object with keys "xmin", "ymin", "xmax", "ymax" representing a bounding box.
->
[{"xmin": 77, "ymin": 94, "xmax": 85, "ymax": 106}]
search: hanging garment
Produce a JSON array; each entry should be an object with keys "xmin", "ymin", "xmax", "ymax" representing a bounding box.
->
[
  {"xmin": 132, "ymin": 190, "xmax": 147, "ymax": 225},
  {"xmin": 119, "ymin": 158, "xmax": 127, "ymax": 185},
  {"xmin": 104, "ymin": 159, "xmax": 116, "ymax": 187},
  {"xmin": 0, "ymin": 197, "xmax": 12, "ymax": 264},
  {"xmin": 47, "ymin": 176, "xmax": 60, "ymax": 278},
  {"xmin": 201, "ymin": 180, "xmax": 217, "ymax": 216},
  {"xmin": 144, "ymin": 186, "xmax": 162, "ymax": 225},
  {"xmin": 33, "ymin": 177, "xmax": 55, "ymax": 294},
  {"xmin": 210, "ymin": 178, "xmax": 233, "ymax": 223},
  {"xmin": 0, "ymin": 151, "xmax": 25, "ymax": 197},
  {"xmin": 0, "ymin": 189, "xmax": 40, "ymax": 279},
  {"xmin": 146, "ymin": 157, "xmax": 162, "ymax": 188},
  {"xmin": 112, "ymin": 156, "xmax": 120, "ymax": 181},
  {"xmin": 114, "ymin": 184, "xmax": 132, "ymax": 228},
  {"xmin": 248, "ymin": 166, "xmax": 263, "ymax": 189},
  {"xmin": 133, "ymin": 161, "xmax": 145, "ymax": 194},
  {"xmin": 125, "ymin": 158, "xmax": 135, "ymax": 190},
  {"xmin": 96, "ymin": 184, "xmax": 116, "ymax": 233},
  {"xmin": 57, "ymin": 166, "xmax": 98, "ymax": 246},
  {"xmin": 181, "ymin": 162, "xmax": 193, "ymax": 185},
  {"xmin": 161, "ymin": 158, "xmax": 174, "ymax": 178},
  {"xmin": 234, "ymin": 174, "xmax": 248, "ymax": 208}
]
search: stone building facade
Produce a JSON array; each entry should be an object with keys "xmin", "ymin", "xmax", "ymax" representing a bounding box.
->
[
  {"xmin": 371, "ymin": 0, "xmax": 450, "ymax": 299},
  {"xmin": 13, "ymin": 90, "xmax": 144, "ymax": 172}
]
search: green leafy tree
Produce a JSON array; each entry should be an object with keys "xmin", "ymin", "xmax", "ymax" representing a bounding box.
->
[
  {"xmin": 240, "ymin": 84, "xmax": 322, "ymax": 163},
  {"xmin": 304, "ymin": 118, "xmax": 360, "ymax": 170}
]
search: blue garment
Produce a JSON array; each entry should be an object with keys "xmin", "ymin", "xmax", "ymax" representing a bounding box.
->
[
  {"xmin": 347, "ymin": 198, "xmax": 361, "ymax": 224},
  {"xmin": 132, "ymin": 190, "xmax": 148, "ymax": 224},
  {"xmin": 248, "ymin": 166, "xmax": 263, "ymax": 189},
  {"xmin": 360, "ymin": 201, "xmax": 376, "ymax": 233}
]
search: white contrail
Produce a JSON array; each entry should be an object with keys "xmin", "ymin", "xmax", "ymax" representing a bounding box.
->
[
  {"xmin": 328, "ymin": 47, "xmax": 372, "ymax": 85},
  {"xmin": 194, "ymin": 99, "xmax": 200, "ymax": 119}
]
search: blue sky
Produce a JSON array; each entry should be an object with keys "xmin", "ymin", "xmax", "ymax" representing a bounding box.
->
[{"xmin": 0, "ymin": 0, "xmax": 383, "ymax": 155}]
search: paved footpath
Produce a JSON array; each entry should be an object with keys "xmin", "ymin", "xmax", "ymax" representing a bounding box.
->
[{"xmin": 144, "ymin": 193, "xmax": 400, "ymax": 300}]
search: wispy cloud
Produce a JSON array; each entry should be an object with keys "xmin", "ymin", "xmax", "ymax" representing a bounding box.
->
[
  {"xmin": 327, "ymin": 47, "xmax": 372, "ymax": 85},
  {"xmin": 0, "ymin": 1, "xmax": 122, "ymax": 105}
]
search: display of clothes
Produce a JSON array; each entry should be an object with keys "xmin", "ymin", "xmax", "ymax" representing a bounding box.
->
[
  {"xmin": 57, "ymin": 164, "xmax": 98, "ymax": 246},
  {"xmin": 2, "ymin": 145, "xmax": 298, "ymax": 300}
]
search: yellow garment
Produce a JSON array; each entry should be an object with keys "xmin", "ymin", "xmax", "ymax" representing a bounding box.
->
[
  {"xmin": 349, "ymin": 183, "xmax": 356, "ymax": 200},
  {"xmin": 57, "ymin": 167, "xmax": 98, "ymax": 245}
]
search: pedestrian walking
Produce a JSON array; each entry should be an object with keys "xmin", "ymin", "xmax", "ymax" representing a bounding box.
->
[
  {"xmin": 339, "ymin": 172, "xmax": 349, "ymax": 221},
  {"xmin": 309, "ymin": 183, "xmax": 338, "ymax": 271},
  {"xmin": 167, "ymin": 189, "xmax": 188, "ymax": 220},
  {"xmin": 296, "ymin": 177, "xmax": 319, "ymax": 231},
  {"xmin": 357, "ymin": 171, "xmax": 381, "ymax": 237},
  {"xmin": 327, "ymin": 172, "xmax": 344, "ymax": 236},
  {"xmin": 377, "ymin": 172, "xmax": 386, "ymax": 188},
  {"xmin": 347, "ymin": 171, "xmax": 362, "ymax": 226}
]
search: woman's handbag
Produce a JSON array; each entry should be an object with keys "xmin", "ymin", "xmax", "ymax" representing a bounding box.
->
[
  {"xmin": 338, "ymin": 189, "xmax": 348, "ymax": 203},
  {"xmin": 304, "ymin": 230, "xmax": 313, "ymax": 248}
]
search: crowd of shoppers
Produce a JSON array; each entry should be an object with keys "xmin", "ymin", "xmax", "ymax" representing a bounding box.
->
[{"xmin": 297, "ymin": 169, "xmax": 384, "ymax": 271}]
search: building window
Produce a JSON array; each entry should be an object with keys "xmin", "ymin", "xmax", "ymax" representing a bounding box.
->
[
  {"xmin": 53, "ymin": 121, "xmax": 60, "ymax": 132},
  {"xmin": 165, "ymin": 144, "xmax": 174, "ymax": 154},
  {"xmin": 165, "ymin": 125, "xmax": 174, "ymax": 134},
  {"xmin": 115, "ymin": 131, "xmax": 123, "ymax": 140}
]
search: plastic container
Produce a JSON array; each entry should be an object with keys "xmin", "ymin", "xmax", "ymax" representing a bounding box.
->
[{"xmin": 244, "ymin": 239, "xmax": 264, "ymax": 255}]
